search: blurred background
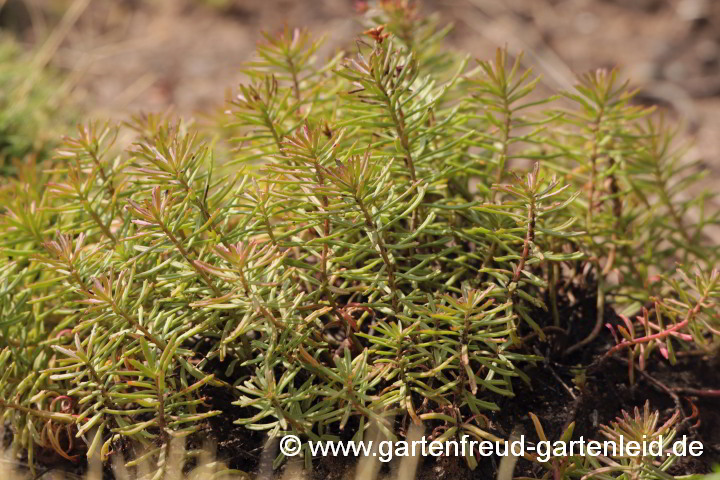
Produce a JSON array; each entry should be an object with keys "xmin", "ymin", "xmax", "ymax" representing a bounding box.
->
[{"xmin": 1, "ymin": 0, "xmax": 719, "ymax": 183}]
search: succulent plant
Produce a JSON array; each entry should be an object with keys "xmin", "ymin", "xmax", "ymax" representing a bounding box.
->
[{"xmin": 0, "ymin": 1, "xmax": 717, "ymax": 478}]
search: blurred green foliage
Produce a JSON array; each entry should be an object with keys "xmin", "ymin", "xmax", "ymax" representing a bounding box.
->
[{"xmin": 0, "ymin": 34, "xmax": 75, "ymax": 175}]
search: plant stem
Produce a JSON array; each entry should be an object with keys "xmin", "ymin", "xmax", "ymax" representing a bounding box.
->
[
  {"xmin": 114, "ymin": 304, "xmax": 167, "ymax": 351},
  {"xmin": 673, "ymin": 387, "xmax": 720, "ymax": 397},
  {"xmin": 603, "ymin": 287, "xmax": 710, "ymax": 357},
  {"xmin": 177, "ymin": 174, "xmax": 231, "ymax": 249},
  {"xmin": 479, "ymin": 99, "xmax": 512, "ymax": 278},
  {"xmin": 156, "ymin": 378, "xmax": 169, "ymax": 442},
  {"xmin": 0, "ymin": 399, "xmax": 74, "ymax": 422},
  {"xmin": 549, "ymin": 261, "xmax": 560, "ymax": 327},
  {"xmin": 564, "ymin": 274, "xmax": 605, "ymax": 356},
  {"xmin": 377, "ymin": 73, "xmax": 421, "ymax": 237},
  {"xmin": 313, "ymin": 164, "xmax": 337, "ymax": 310},
  {"xmin": 379, "ymin": 82, "xmax": 416, "ymax": 183},
  {"xmin": 490, "ymin": 96, "xmax": 511, "ymax": 203},
  {"xmin": 356, "ymin": 194, "xmax": 399, "ymax": 313},
  {"xmin": 512, "ymin": 198, "xmax": 535, "ymax": 284},
  {"xmin": 159, "ymin": 223, "xmax": 222, "ymax": 297},
  {"xmin": 81, "ymin": 197, "xmax": 117, "ymax": 244},
  {"xmin": 586, "ymin": 104, "xmax": 605, "ymax": 233},
  {"xmin": 287, "ymin": 57, "xmax": 301, "ymax": 102}
]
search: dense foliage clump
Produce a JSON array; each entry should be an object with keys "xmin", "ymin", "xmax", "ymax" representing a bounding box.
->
[{"xmin": 0, "ymin": 2, "xmax": 718, "ymax": 478}]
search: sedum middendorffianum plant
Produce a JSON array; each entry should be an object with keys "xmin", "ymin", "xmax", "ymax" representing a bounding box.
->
[
  {"xmin": 0, "ymin": 1, "xmax": 718, "ymax": 478},
  {"xmin": 525, "ymin": 401, "xmax": 686, "ymax": 480}
]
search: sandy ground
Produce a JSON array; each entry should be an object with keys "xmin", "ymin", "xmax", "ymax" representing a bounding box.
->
[{"xmin": 6, "ymin": 0, "xmax": 720, "ymax": 189}]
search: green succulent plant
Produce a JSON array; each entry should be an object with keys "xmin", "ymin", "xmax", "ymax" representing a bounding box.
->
[
  {"xmin": 0, "ymin": 1, "xmax": 717, "ymax": 479},
  {"xmin": 524, "ymin": 402, "xmax": 697, "ymax": 480}
]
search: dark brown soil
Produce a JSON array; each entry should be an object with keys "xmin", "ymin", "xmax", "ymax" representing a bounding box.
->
[
  {"xmin": 495, "ymin": 341, "xmax": 720, "ymax": 478},
  {"xmin": 201, "ymin": 288, "xmax": 720, "ymax": 479}
]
